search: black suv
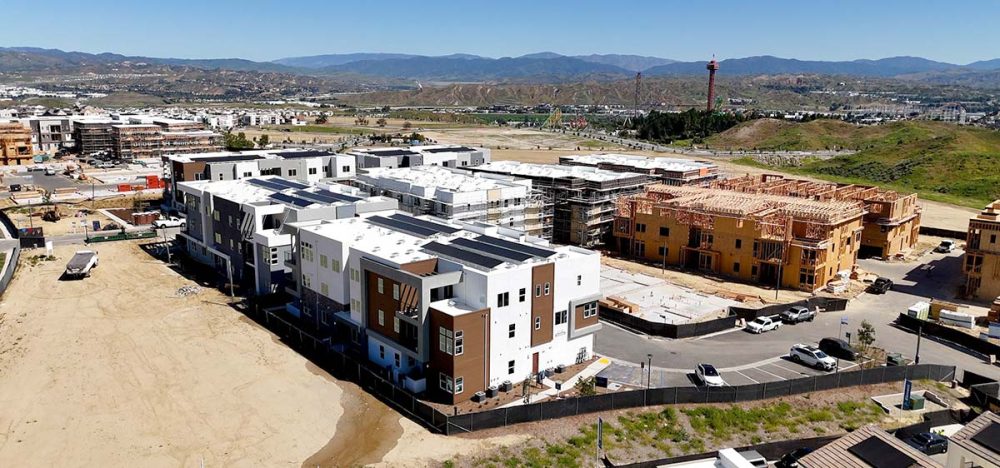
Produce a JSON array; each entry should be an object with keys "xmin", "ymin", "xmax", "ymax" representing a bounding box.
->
[
  {"xmin": 819, "ymin": 337, "xmax": 859, "ymax": 361},
  {"xmin": 868, "ymin": 277, "xmax": 893, "ymax": 294},
  {"xmin": 907, "ymin": 432, "xmax": 948, "ymax": 454}
]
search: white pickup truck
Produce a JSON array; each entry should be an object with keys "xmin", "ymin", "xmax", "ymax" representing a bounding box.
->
[
  {"xmin": 745, "ymin": 315, "xmax": 782, "ymax": 334},
  {"xmin": 152, "ymin": 216, "xmax": 186, "ymax": 229},
  {"xmin": 64, "ymin": 250, "xmax": 98, "ymax": 279}
]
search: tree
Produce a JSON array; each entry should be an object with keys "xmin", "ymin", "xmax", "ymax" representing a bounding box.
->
[
  {"xmin": 376, "ymin": 118, "xmax": 387, "ymax": 127},
  {"xmin": 223, "ymin": 131, "xmax": 254, "ymax": 151},
  {"xmin": 857, "ymin": 320, "xmax": 876, "ymax": 352},
  {"xmin": 402, "ymin": 121, "xmax": 412, "ymax": 130},
  {"xmin": 257, "ymin": 134, "xmax": 269, "ymax": 148},
  {"xmin": 575, "ymin": 376, "xmax": 597, "ymax": 396},
  {"xmin": 316, "ymin": 113, "xmax": 328, "ymax": 124}
]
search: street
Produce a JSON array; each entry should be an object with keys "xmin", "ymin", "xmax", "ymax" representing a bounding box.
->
[{"xmin": 596, "ymin": 247, "xmax": 998, "ymax": 387}]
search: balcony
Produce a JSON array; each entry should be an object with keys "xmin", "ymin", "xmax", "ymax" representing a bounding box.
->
[{"xmin": 284, "ymin": 251, "xmax": 296, "ymax": 267}]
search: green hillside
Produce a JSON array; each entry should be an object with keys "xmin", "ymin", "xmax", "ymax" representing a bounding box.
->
[{"xmin": 710, "ymin": 119, "xmax": 1000, "ymax": 208}]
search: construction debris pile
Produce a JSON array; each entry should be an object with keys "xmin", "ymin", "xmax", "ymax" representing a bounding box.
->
[{"xmin": 176, "ymin": 285, "xmax": 202, "ymax": 297}]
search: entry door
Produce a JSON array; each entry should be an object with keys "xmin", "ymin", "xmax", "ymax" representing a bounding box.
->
[{"xmin": 532, "ymin": 352, "xmax": 539, "ymax": 374}]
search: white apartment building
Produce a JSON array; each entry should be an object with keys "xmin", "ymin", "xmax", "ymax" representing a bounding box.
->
[
  {"xmin": 354, "ymin": 165, "xmax": 547, "ymax": 237},
  {"xmin": 291, "ymin": 213, "xmax": 602, "ymax": 403},
  {"xmin": 349, "ymin": 144, "xmax": 491, "ymax": 170}
]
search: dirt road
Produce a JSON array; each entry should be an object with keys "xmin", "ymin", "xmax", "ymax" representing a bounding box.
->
[{"xmin": 0, "ymin": 242, "xmax": 518, "ymax": 466}]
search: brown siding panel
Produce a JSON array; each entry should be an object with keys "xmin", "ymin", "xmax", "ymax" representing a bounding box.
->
[
  {"xmin": 575, "ymin": 302, "xmax": 599, "ymax": 330},
  {"xmin": 428, "ymin": 307, "xmax": 490, "ymax": 404},
  {"xmin": 530, "ymin": 263, "xmax": 554, "ymax": 347}
]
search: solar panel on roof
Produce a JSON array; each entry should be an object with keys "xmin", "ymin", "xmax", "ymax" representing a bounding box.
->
[
  {"xmin": 474, "ymin": 235, "xmax": 555, "ymax": 258},
  {"xmin": 388, "ymin": 213, "xmax": 459, "ymax": 234},
  {"xmin": 272, "ymin": 150, "xmax": 334, "ymax": 159},
  {"xmin": 191, "ymin": 155, "xmax": 263, "ymax": 162},
  {"xmin": 268, "ymin": 178, "xmax": 309, "ymax": 190},
  {"xmin": 294, "ymin": 190, "xmax": 361, "ymax": 204},
  {"xmin": 423, "ymin": 242, "xmax": 504, "ymax": 269},
  {"xmin": 368, "ymin": 216, "xmax": 438, "ymax": 237},
  {"xmin": 246, "ymin": 178, "xmax": 286, "ymax": 191},
  {"xmin": 269, "ymin": 192, "xmax": 314, "ymax": 208},
  {"xmin": 847, "ymin": 437, "xmax": 917, "ymax": 468},
  {"xmin": 421, "ymin": 146, "xmax": 476, "ymax": 153},
  {"xmin": 972, "ymin": 422, "xmax": 1000, "ymax": 456},
  {"xmin": 451, "ymin": 238, "xmax": 533, "ymax": 262}
]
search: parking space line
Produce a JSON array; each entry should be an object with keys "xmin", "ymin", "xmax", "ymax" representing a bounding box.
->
[
  {"xmin": 734, "ymin": 370, "xmax": 759, "ymax": 384},
  {"xmin": 753, "ymin": 366, "xmax": 787, "ymax": 381},
  {"xmin": 770, "ymin": 362, "xmax": 813, "ymax": 377}
]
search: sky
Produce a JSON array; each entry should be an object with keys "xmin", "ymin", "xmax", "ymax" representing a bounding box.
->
[{"xmin": 1, "ymin": 0, "xmax": 997, "ymax": 64}]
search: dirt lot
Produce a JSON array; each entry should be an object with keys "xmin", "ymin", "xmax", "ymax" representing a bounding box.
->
[
  {"xmin": 6, "ymin": 206, "xmax": 114, "ymax": 236},
  {"xmin": 0, "ymin": 241, "xmax": 520, "ymax": 467}
]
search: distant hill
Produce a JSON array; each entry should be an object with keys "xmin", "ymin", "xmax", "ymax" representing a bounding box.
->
[
  {"xmin": 965, "ymin": 58, "xmax": 1000, "ymax": 70},
  {"xmin": 710, "ymin": 119, "xmax": 1000, "ymax": 207},
  {"xmin": 318, "ymin": 55, "xmax": 633, "ymax": 82},
  {"xmin": 0, "ymin": 46, "xmax": 299, "ymax": 73},
  {"xmin": 646, "ymin": 55, "xmax": 961, "ymax": 77},
  {"xmin": 273, "ymin": 53, "xmax": 422, "ymax": 68},
  {"xmin": 573, "ymin": 54, "xmax": 676, "ymax": 72}
]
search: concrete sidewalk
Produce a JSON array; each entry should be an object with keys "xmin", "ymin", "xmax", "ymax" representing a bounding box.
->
[{"xmin": 501, "ymin": 357, "xmax": 612, "ymax": 407}]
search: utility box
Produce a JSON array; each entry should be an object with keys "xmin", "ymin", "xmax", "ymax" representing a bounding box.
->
[
  {"xmin": 887, "ymin": 353, "xmax": 905, "ymax": 366},
  {"xmin": 909, "ymin": 394, "xmax": 926, "ymax": 410}
]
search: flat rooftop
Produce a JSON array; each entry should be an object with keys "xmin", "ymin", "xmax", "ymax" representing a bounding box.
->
[
  {"xmin": 473, "ymin": 161, "xmax": 646, "ymax": 182},
  {"xmin": 418, "ymin": 145, "xmax": 478, "ymax": 153},
  {"xmin": 177, "ymin": 176, "xmax": 370, "ymax": 208},
  {"xmin": 600, "ymin": 267, "xmax": 737, "ymax": 324},
  {"xmin": 360, "ymin": 166, "xmax": 527, "ymax": 194},
  {"xmin": 165, "ymin": 148, "xmax": 329, "ymax": 163},
  {"xmin": 562, "ymin": 153, "xmax": 717, "ymax": 173}
]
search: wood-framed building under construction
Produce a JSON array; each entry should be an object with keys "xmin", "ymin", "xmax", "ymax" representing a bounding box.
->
[
  {"xmin": 613, "ymin": 185, "xmax": 866, "ymax": 292},
  {"xmin": 712, "ymin": 174, "xmax": 921, "ymax": 259}
]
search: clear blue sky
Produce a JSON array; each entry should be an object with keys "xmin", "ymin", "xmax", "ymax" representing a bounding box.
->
[{"xmin": 1, "ymin": 0, "xmax": 996, "ymax": 64}]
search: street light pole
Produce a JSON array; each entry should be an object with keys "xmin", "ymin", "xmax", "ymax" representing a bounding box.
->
[
  {"xmin": 914, "ymin": 322, "xmax": 923, "ymax": 365},
  {"xmin": 646, "ymin": 354, "xmax": 652, "ymax": 389}
]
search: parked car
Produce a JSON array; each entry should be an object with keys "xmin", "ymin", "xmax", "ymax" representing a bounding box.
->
[
  {"xmin": 819, "ymin": 337, "xmax": 859, "ymax": 361},
  {"xmin": 780, "ymin": 306, "xmax": 815, "ymax": 324},
  {"xmin": 789, "ymin": 344, "xmax": 837, "ymax": 371},
  {"xmin": 935, "ymin": 240, "xmax": 956, "ymax": 253},
  {"xmin": 44, "ymin": 167, "xmax": 56, "ymax": 176},
  {"xmin": 9, "ymin": 184, "xmax": 21, "ymax": 192},
  {"xmin": 775, "ymin": 448, "xmax": 814, "ymax": 468},
  {"xmin": 746, "ymin": 316, "xmax": 782, "ymax": 334},
  {"xmin": 152, "ymin": 216, "xmax": 186, "ymax": 229},
  {"xmin": 868, "ymin": 277, "xmax": 893, "ymax": 294},
  {"xmin": 907, "ymin": 432, "xmax": 948, "ymax": 454},
  {"xmin": 695, "ymin": 363, "xmax": 725, "ymax": 387}
]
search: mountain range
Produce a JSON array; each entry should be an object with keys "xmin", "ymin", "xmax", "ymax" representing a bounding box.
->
[{"xmin": 4, "ymin": 47, "xmax": 1000, "ymax": 87}]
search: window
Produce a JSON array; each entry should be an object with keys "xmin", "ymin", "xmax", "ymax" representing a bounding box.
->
[
  {"xmin": 735, "ymin": 239, "xmax": 742, "ymax": 249},
  {"xmin": 342, "ymin": 165, "xmax": 351, "ymax": 172},
  {"xmin": 535, "ymin": 285, "xmax": 541, "ymax": 297},
  {"xmin": 555, "ymin": 310, "xmax": 568, "ymax": 325},
  {"xmin": 308, "ymin": 167, "xmax": 317, "ymax": 175},
  {"xmin": 439, "ymin": 373, "xmax": 453, "ymax": 393},
  {"xmin": 379, "ymin": 345, "xmax": 385, "ymax": 359},
  {"xmin": 733, "ymin": 262, "xmax": 740, "ymax": 273},
  {"xmin": 287, "ymin": 169, "xmax": 297, "ymax": 177},
  {"xmin": 320, "ymin": 255, "xmax": 328, "ymax": 268},
  {"xmin": 659, "ymin": 226, "xmax": 670, "ymax": 236},
  {"xmin": 350, "ymin": 299, "xmax": 361, "ymax": 312},
  {"xmin": 214, "ymin": 233, "xmax": 222, "ymax": 244},
  {"xmin": 583, "ymin": 302, "xmax": 598, "ymax": 319},
  {"xmin": 302, "ymin": 274, "xmax": 311, "ymax": 288},
  {"xmin": 377, "ymin": 309, "xmax": 385, "ymax": 326},
  {"xmin": 393, "ymin": 284, "xmax": 400, "ymax": 300},
  {"xmin": 394, "ymin": 353, "xmax": 400, "ymax": 367},
  {"xmin": 534, "ymin": 317, "xmax": 542, "ymax": 330},
  {"xmin": 454, "ymin": 330, "xmax": 463, "ymax": 355},
  {"xmin": 799, "ymin": 269, "xmax": 816, "ymax": 286},
  {"xmin": 508, "ymin": 324, "xmax": 516, "ymax": 338},
  {"xmin": 544, "ymin": 282, "xmax": 550, "ymax": 295},
  {"xmin": 508, "ymin": 360, "xmax": 515, "ymax": 375},
  {"xmin": 992, "ymin": 234, "xmax": 997, "ymax": 244},
  {"xmin": 439, "ymin": 327, "xmax": 454, "ymax": 355},
  {"xmin": 635, "ymin": 223, "xmax": 647, "ymax": 233},
  {"xmin": 497, "ymin": 292, "xmax": 510, "ymax": 307},
  {"xmin": 212, "ymin": 210, "xmax": 220, "ymax": 221},
  {"xmin": 519, "ymin": 288, "xmax": 526, "ymax": 302},
  {"xmin": 377, "ymin": 278, "xmax": 384, "ymax": 294},
  {"xmin": 577, "ymin": 275, "xmax": 582, "ymax": 286},
  {"xmin": 320, "ymin": 282, "xmax": 329, "ymax": 295},
  {"xmin": 332, "ymin": 259, "xmax": 341, "ymax": 272},
  {"xmin": 393, "ymin": 317, "xmax": 400, "ymax": 333},
  {"xmin": 658, "ymin": 246, "xmax": 667, "ymax": 257},
  {"xmin": 454, "ymin": 377, "xmax": 464, "ymax": 394},
  {"xmin": 350, "ymin": 268, "xmax": 359, "ymax": 282}
]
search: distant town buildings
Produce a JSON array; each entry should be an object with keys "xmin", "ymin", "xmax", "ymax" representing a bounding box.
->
[{"xmin": 558, "ymin": 153, "xmax": 720, "ymax": 186}]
